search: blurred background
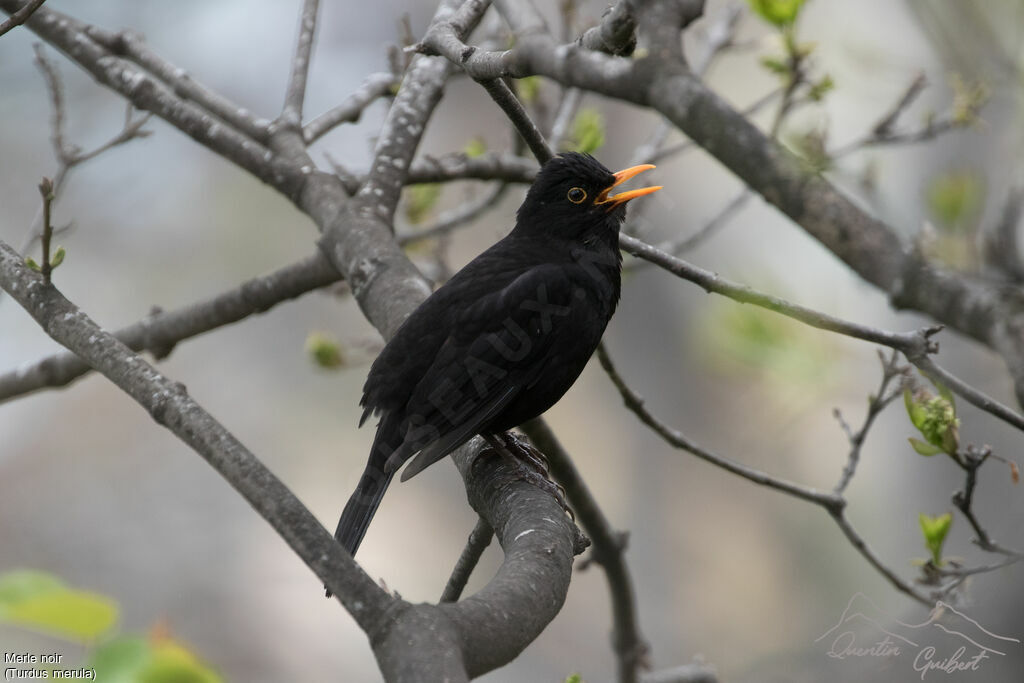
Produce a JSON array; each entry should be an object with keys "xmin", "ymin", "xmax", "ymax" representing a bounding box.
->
[{"xmin": 1, "ymin": 0, "xmax": 1023, "ymax": 681}]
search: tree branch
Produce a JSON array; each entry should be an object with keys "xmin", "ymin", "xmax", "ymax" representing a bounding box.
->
[
  {"xmin": 280, "ymin": 0, "xmax": 320, "ymax": 129},
  {"xmin": 0, "ymin": 253, "xmax": 339, "ymax": 404},
  {"xmin": 440, "ymin": 516, "xmax": 493, "ymax": 603},
  {"xmin": 0, "ymin": 239, "xmax": 394, "ymax": 629},
  {"xmin": 303, "ymin": 72, "xmax": 397, "ymax": 144},
  {"xmin": 416, "ymin": 0, "xmax": 1024, "ymax": 407},
  {"xmin": 0, "ymin": 0, "xmax": 42, "ymax": 38}
]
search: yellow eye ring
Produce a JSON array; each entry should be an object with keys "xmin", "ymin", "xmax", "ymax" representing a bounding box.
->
[{"xmin": 567, "ymin": 187, "xmax": 587, "ymax": 204}]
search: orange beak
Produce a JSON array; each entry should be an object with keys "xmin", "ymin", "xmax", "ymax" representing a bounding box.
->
[{"xmin": 595, "ymin": 164, "xmax": 662, "ymax": 209}]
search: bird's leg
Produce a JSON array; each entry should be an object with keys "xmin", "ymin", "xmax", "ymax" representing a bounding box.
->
[
  {"xmin": 500, "ymin": 431, "xmax": 550, "ymax": 474},
  {"xmin": 481, "ymin": 432, "xmax": 572, "ymax": 518}
]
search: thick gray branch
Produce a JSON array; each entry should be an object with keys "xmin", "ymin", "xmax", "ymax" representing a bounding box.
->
[{"xmin": 0, "ymin": 240, "xmax": 393, "ymax": 630}]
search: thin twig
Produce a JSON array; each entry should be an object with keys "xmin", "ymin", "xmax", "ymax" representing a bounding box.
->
[
  {"xmin": 281, "ymin": 0, "xmax": 321, "ymax": 128},
  {"xmin": 0, "ymin": 239, "xmax": 393, "ymax": 626},
  {"xmin": 828, "ymin": 508, "xmax": 932, "ymax": 605},
  {"xmin": 36, "ymin": 178, "xmax": 55, "ymax": 283},
  {"xmin": 303, "ymin": 72, "xmax": 397, "ymax": 144},
  {"xmin": 21, "ymin": 46, "xmax": 152, "ymax": 252},
  {"xmin": 0, "ymin": 253, "xmax": 340, "ymax": 404},
  {"xmin": 951, "ymin": 446, "xmax": 1023, "ymax": 557},
  {"xmin": 626, "ymin": 189, "xmax": 750, "ymax": 265},
  {"xmin": 833, "ymin": 350, "xmax": 908, "ymax": 494},
  {"xmin": 597, "ymin": 343, "xmax": 841, "ymax": 508},
  {"xmin": 548, "ymin": 87, "xmax": 582, "ymax": 150},
  {"xmin": 596, "ymin": 341, "xmax": 932, "ymax": 605},
  {"xmin": 619, "ymin": 234, "xmax": 1024, "ymax": 435},
  {"xmin": 399, "ymin": 181, "xmax": 510, "ymax": 243},
  {"xmin": 0, "ymin": 0, "xmax": 43, "ymax": 37},
  {"xmin": 478, "ymin": 77, "xmax": 553, "ymax": 163},
  {"xmin": 86, "ymin": 26, "xmax": 272, "ymax": 143},
  {"xmin": 440, "ymin": 516, "xmax": 493, "ymax": 602}
]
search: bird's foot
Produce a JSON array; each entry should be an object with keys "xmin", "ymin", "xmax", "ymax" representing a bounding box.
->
[{"xmin": 482, "ymin": 432, "xmax": 572, "ymax": 519}]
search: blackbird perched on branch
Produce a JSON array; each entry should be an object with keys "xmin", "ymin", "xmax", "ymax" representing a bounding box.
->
[{"xmin": 334, "ymin": 152, "xmax": 661, "ymax": 558}]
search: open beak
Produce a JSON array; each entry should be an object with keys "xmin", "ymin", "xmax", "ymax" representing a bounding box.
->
[{"xmin": 595, "ymin": 164, "xmax": 662, "ymax": 209}]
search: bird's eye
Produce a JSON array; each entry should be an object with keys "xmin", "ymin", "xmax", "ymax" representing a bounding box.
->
[{"xmin": 567, "ymin": 187, "xmax": 587, "ymax": 204}]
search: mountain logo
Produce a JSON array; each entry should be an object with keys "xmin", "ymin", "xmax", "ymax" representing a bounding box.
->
[{"xmin": 816, "ymin": 593, "xmax": 1021, "ymax": 679}]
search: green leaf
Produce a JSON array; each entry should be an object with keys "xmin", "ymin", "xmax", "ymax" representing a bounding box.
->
[
  {"xmin": 564, "ymin": 675, "xmax": 584, "ymax": 683},
  {"xmin": 919, "ymin": 512, "xmax": 952, "ymax": 565},
  {"xmin": 908, "ymin": 437, "xmax": 944, "ymax": 456},
  {"xmin": 0, "ymin": 570, "xmax": 118, "ymax": 643},
  {"xmin": 88, "ymin": 637, "xmax": 152, "ymax": 683},
  {"xmin": 759, "ymin": 56, "xmax": 790, "ymax": 76},
  {"xmin": 748, "ymin": 0, "xmax": 807, "ymax": 27},
  {"xmin": 404, "ymin": 183, "xmax": 442, "ymax": 224},
  {"xmin": 904, "ymin": 388, "xmax": 928, "ymax": 430},
  {"xmin": 51, "ymin": 246, "xmax": 66, "ymax": 269},
  {"xmin": 25, "ymin": 257, "xmax": 41, "ymax": 271},
  {"xmin": 305, "ymin": 332, "xmax": 345, "ymax": 369},
  {"xmin": 87, "ymin": 636, "xmax": 223, "ymax": 683},
  {"xmin": 141, "ymin": 639, "xmax": 223, "ymax": 683},
  {"xmin": 464, "ymin": 137, "xmax": 487, "ymax": 158},
  {"xmin": 563, "ymin": 108, "xmax": 605, "ymax": 154}
]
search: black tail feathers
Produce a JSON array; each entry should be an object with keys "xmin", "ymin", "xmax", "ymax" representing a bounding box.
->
[
  {"xmin": 326, "ymin": 465, "xmax": 394, "ymax": 598},
  {"xmin": 335, "ymin": 464, "xmax": 395, "ymax": 557}
]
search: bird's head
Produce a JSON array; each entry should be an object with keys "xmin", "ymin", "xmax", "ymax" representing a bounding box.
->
[{"xmin": 516, "ymin": 152, "xmax": 662, "ymax": 239}]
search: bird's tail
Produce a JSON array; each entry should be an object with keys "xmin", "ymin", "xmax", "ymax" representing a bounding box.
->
[{"xmin": 334, "ymin": 463, "xmax": 395, "ymax": 558}]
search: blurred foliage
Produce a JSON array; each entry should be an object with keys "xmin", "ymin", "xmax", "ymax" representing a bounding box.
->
[
  {"xmin": 0, "ymin": 569, "xmax": 117, "ymax": 641},
  {"xmin": 563, "ymin": 674, "xmax": 584, "ymax": 683},
  {"xmin": 0, "ymin": 570, "xmax": 221, "ymax": 682},
  {"xmin": 89, "ymin": 634, "xmax": 222, "ymax": 683},
  {"xmin": 807, "ymin": 74, "xmax": 834, "ymax": 102},
  {"xmin": 697, "ymin": 297, "xmax": 836, "ymax": 389},
  {"xmin": 926, "ymin": 170, "xmax": 983, "ymax": 234},
  {"xmin": 948, "ymin": 74, "xmax": 989, "ymax": 126},
  {"xmin": 463, "ymin": 136, "xmax": 487, "ymax": 158},
  {"xmin": 921, "ymin": 169, "xmax": 985, "ymax": 270},
  {"xmin": 306, "ymin": 331, "xmax": 345, "ymax": 369},
  {"xmin": 562, "ymin": 108, "xmax": 606, "ymax": 155},
  {"xmin": 918, "ymin": 512, "xmax": 952, "ymax": 566},
  {"xmin": 517, "ymin": 76, "xmax": 541, "ymax": 104},
  {"xmin": 788, "ymin": 125, "xmax": 831, "ymax": 172},
  {"xmin": 904, "ymin": 381, "xmax": 959, "ymax": 457},
  {"xmin": 403, "ymin": 183, "xmax": 442, "ymax": 224}
]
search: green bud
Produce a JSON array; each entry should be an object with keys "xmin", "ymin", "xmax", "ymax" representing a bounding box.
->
[
  {"xmin": 464, "ymin": 137, "xmax": 487, "ymax": 158},
  {"xmin": 904, "ymin": 386, "xmax": 959, "ymax": 456},
  {"xmin": 748, "ymin": 0, "xmax": 807, "ymax": 27},
  {"xmin": 51, "ymin": 246, "xmax": 66, "ymax": 269},
  {"xmin": 919, "ymin": 512, "xmax": 952, "ymax": 565},
  {"xmin": 305, "ymin": 332, "xmax": 344, "ymax": 369},
  {"xmin": 25, "ymin": 257, "xmax": 41, "ymax": 271}
]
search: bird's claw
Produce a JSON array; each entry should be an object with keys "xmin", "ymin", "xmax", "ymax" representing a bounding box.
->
[{"xmin": 482, "ymin": 432, "xmax": 573, "ymax": 520}]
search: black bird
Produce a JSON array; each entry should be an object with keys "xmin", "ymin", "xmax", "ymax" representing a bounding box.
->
[{"xmin": 334, "ymin": 152, "xmax": 661, "ymax": 557}]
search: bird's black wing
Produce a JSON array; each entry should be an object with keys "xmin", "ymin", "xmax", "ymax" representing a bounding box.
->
[{"xmin": 394, "ymin": 262, "xmax": 579, "ymax": 481}]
